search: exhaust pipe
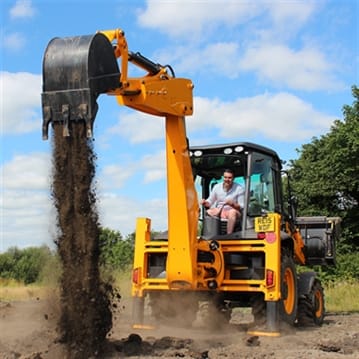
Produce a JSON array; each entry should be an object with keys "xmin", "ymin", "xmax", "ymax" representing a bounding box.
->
[{"xmin": 41, "ymin": 32, "xmax": 120, "ymax": 140}]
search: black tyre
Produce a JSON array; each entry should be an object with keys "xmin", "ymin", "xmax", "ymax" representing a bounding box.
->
[
  {"xmin": 279, "ymin": 251, "xmax": 298, "ymax": 325},
  {"xmin": 199, "ymin": 294, "xmax": 232, "ymax": 330},
  {"xmin": 297, "ymin": 279, "xmax": 325, "ymax": 326}
]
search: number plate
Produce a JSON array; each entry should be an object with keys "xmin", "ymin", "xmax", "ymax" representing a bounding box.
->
[{"xmin": 255, "ymin": 215, "xmax": 275, "ymax": 232}]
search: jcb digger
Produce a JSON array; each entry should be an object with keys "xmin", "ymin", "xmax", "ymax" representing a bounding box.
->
[{"xmin": 41, "ymin": 28, "xmax": 341, "ymax": 335}]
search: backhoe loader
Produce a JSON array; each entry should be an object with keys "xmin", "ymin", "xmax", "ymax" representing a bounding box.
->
[{"xmin": 41, "ymin": 28, "xmax": 341, "ymax": 336}]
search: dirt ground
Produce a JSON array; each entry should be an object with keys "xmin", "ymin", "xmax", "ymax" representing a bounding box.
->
[{"xmin": 0, "ymin": 297, "xmax": 358, "ymax": 359}]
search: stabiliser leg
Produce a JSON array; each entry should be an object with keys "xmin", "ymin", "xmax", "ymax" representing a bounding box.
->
[
  {"xmin": 132, "ymin": 296, "xmax": 145, "ymax": 326},
  {"xmin": 132, "ymin": 296, "xmax": 155, "ymax": 330},
  {"xmin": 248, "ymin": 301, "xmax": 281, "ymax": 337},
  {"xmin": 265, "ymin": 301, "xmax": 280, "ymax": 335}
]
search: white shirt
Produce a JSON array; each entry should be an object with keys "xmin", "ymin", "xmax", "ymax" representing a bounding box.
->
[{"xmin": 206, "ymin": 182, "xmax": 245, "ymax": 211}]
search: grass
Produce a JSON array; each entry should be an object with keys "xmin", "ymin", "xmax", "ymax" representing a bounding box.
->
[
  {"xmin": 0, "ymin": 277, "xmax": 60, "ymax": 302},
  {"xmin": 324, "ymin": 281, "xmax": 359, "ymax": 313},
  {"xmin": 111, "ymin": 269, "xmax": 132, "ymax": 298},
  {"xmin": 0, "ymin": 267, "xmax": 132, "ymax": 302},
  {"xmin": 0, "ymin": 279, "xmax": 52, "ymax": 301}
]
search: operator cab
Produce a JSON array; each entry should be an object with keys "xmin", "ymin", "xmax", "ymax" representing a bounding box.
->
[{"xmin": 189, "ymin": 142, "xmax": 284, "ymax": 236}]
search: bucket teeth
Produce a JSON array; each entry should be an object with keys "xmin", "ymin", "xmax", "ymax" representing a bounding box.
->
[
  {"xmin": 62, "ymin": 105, "xmax": 70, "ymax": 137},
  {"xmin": 42, "ymin": 106, "xmax": 51, "ymax": 140}
]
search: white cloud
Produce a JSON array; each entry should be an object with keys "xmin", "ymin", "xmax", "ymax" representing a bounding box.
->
[
  {"xmin": 0, "ymin": 149, "xmax": 167, "ymax": 252},
  {"xmin": 138, "ymin": 1, "xmax": 259, "ymax": 37},
  {"xmin": 137, "ymin": 1, "xmax": 336, "ymax": 92},
  {"xmin": 9, "ymin": 0, "xmax": 35, "ymax": 19},
  {"xmin": 99, "ymin": 164, "xmax": 134, "ymax": 190},
  {"xmin": 239, "ymin": 44, "xmax": 341, "ymax": 91},
  {"xmin": 188, "ymin": 93, "xmax": 335, "ymax": 142},
  {"xmin": 0, "ymin": 152, "xmax": 51, "ymax": 190},
  {"xmin": 2, "ymin": 32, "xmax": 26, "ymax": 51},
  {"xmin": 103, "ymin": 92, "xmax": 336, "ymax": 145},
  {"xmin": 0, "ymin": 152, "xmax": 55, "ymax": 252},
  {"xmin": 97, "ymin": 193, "xmax": 167, "ymax": 235},
  {"xmin": 106, "ymin": 110, "xmax": 164, "ymax": 143},
  {"xmin": 95, "ymin": 152, "xmax": 168, "ymax": 235},
  {"xmin": 160, "ymin": 40, "xmax": 341, "ymax": 91},
  {"xmin": 171, "ymin": 42, "xmax": 241, "ymax": 79},
  {"xmin": 268, "ymin": 1, "xmax": 317, "ymax": 26},
  {"xmin": 0, "ymin": 71, "xmax": 42, "ymax": 135},
  {"xmin": 1, "ymin": 189, "xmax": 56, "ymax": 251},
  {"xmin": 156, "ymin": 39, "xmax": 339, "ymax": 92},
  {"xmin": 138, "ymin": 0, "xmax": 317, "ymax": 39},
  {"xmin": 140, "ymin": 150, "xmax": 166, "ymax": 183},
  {"xmin": 98, "ymin": 149, "xmax": 166, "ymax": 188}
]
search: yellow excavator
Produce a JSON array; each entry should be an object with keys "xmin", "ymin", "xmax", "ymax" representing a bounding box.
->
[{"xmin": 41, "ymin": 28, "xmax": 340, "ymax": 335}]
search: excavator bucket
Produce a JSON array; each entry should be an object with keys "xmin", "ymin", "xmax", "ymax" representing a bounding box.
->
[{"xmin": 41, "ymin": 32, "xmax": 120, "ymax": 139}]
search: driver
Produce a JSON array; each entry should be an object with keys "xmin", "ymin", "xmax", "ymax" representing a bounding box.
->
[{"xmin": 201, "ymin": 169, "xmax": 244, "ymax": 234}]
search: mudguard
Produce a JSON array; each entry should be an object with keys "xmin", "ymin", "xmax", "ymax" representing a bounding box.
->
[{"xmin": 297, "ymin": 271, "xmax": 317, "ymax": 296}]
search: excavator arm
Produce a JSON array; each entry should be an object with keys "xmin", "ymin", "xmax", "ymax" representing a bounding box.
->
[
  {"xmin": 41, "ymin": 28, "xmax": 199, "ymax": 288},
  {"xmin": 42, "ymin": 29, "xmax": 193, "ymax": 138}
]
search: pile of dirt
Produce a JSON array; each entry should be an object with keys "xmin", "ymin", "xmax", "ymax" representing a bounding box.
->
[{"xmin": 51, "ymin": 122, "xmax": 112, "ymax": 358}]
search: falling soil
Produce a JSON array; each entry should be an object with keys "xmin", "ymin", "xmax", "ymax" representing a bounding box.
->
[{"xmin": 51, "ymin": 122, "xmax": 112, "ymax": 358}]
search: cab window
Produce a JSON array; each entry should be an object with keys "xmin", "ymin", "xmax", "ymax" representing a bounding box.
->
[{"xmin": 248, "ymin": 153, "xmax": 276, "ymax": 216}]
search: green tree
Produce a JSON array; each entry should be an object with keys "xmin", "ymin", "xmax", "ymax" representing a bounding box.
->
[
  {"xmin": 0, "ymin": 246, "xmax": 53, "ymax": 284},
  {"xmin": 288, "ymin": 86, "xmax": 359, "ymax": 251},
  {"xmin": 99, "ymin": 228, "xmax": 134, "ymax": 271},
  {"xmin": 15, "ymin": 246, "xmax": 52, "ymax": 284},
  {"xmin": 0, "ymin": 251, "xmax": 17, "ymax": 279}
]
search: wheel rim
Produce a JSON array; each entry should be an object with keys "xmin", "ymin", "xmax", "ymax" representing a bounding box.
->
[
  {"xmin": 314, "ymin": 289, "xmax": 323, "ymax": 318},
  {"xmin": 283, "ymin": 267, "xmax": 295, "ymax": 314}
]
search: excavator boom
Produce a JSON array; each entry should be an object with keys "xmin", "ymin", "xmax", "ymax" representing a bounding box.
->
[
  {"xmin": 42, "ymin": 28, "xmax": 198, "ymax": 290},
  {"xmin": 42, "ymin": 29, "xmax": 193, "ymax": 139}
]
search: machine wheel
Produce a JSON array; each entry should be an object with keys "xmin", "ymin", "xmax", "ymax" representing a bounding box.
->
[
  {"xmin": 279, "ymin": 250, "xmax": 298, "ymax": 325},
  {"xmin": 199, "ymin": 294, "xmax": 232, "ymax": 330},
  {"xmin": 297, "ymin": 279, "xmax": 325, "ymax": 326}
]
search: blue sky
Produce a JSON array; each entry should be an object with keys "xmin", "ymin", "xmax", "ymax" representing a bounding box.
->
[{"xmin": 0, "ymin": 0, "xmax": 358, "ymax": 252}]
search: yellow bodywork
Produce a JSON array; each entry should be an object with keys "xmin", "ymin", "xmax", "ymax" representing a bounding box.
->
[
  {"xmin": 133, "ymin": 212, "xmax": 283, "ymax": 302},
  {"xmin": 97, "ymin": 29, "xmax": 285, "ymax": 304},
  {"xmin": 98, "ymin": 29, "xmax": 297, "ymax": 311}
]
